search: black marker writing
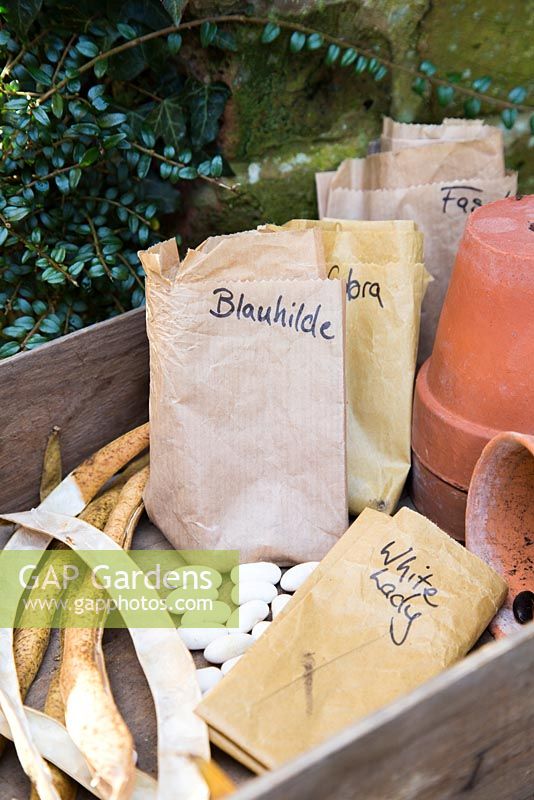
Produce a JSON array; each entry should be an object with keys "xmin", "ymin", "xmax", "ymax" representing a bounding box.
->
[
  {"xmin": 369, "ymin": 540, "xmax": 440, "ymax": 646},
  {"xmin": 209, "ymin": 288, "xmax": 335, "ymax": 341},
  {"xmin": 441, "ymin": 185, "xmax": 484, "ymax": 215},
  {"xmin": 328, "ymin": 265, "xmax": 383, "ymax": 308}
]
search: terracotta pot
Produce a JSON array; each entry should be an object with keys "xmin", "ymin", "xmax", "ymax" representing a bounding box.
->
[
  {"xmin": 466, "ymin": 431, "xmax": 534, "ymax": 638},
  {"xmin": 410, "ymin": 453, "xmax": 466, "ymax": 540},
  {"xmin": 412, "ymin": 195, "xmax": 534, "ymax": 537}
]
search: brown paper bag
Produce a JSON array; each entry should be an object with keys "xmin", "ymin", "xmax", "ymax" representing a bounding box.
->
[
  {"xmin": 380, "ymin": 116, "xmax": 491, "ymax": 150},
  {"xmin": 139, "ymin": 232, "xmax": 348, "ymax": 563},
  {"xmin": 330, "ymin": 132, "xmax": 505, "ymax": 192},
  {"xmin": 326, "ymin": 172, "xmax": 517, "ymax": 361},
  {"xmin": 198, "ymin": 507, "xmax": 507, "ymax": 771},
  {"xmin": 265, "ymin": 219, "xmax": 429, "ymax": 514}
]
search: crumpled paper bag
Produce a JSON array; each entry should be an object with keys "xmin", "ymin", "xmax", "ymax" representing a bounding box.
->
[
  {"xmin": 265, "ymin": 219, "xmax": 430, "ymax": 515},
  {"xmin": 316, "ymin": 121, "xmax": 517, "ymax": 361},
  {"xmin": 139, "ymin": 229, "xmax": 348, "ymax": 564},
  {"xmin": 330, "ymin": 131, "xmax": 505, "ymax": 192},
  {"xmin": 198, "ymin": 507, "xmax": 507, "ymax": 772},
  {"xmin": 380, "ymin": 116, "xmax": 492, "ymax": 150}
]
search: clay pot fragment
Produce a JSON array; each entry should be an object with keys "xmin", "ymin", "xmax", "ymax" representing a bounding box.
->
[{"xmin": 466, "ymin": 431, "xmax": 534, "ymax": 638}]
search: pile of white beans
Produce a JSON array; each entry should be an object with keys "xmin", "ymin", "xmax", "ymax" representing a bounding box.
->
[{"xmin": 177, "ymin": 561, "xmax": 319, "ymax": 695}]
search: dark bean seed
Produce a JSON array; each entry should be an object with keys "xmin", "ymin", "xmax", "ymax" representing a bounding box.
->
[{"xmin": 512, "ymin": 591, "xmax": 534, "ymax": 624}]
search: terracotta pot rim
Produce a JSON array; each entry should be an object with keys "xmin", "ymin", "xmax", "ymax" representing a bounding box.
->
[{"xmin": 412, "ymin": 360, "xmax": 501, "ymax": 488}]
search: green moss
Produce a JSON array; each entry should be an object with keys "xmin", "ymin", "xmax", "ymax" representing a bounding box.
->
[{"xmin": 180, "ymin": 136, "xmax": 369, "ymax": 246}]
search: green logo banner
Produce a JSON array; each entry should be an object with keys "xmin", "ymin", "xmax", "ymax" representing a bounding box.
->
[{"xmin": 0, "ymin": 549, "xmax": 238, "ymax": 629}]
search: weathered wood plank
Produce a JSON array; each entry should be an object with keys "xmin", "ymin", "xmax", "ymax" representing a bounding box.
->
[
  {"xmin": 233, "ymin": 625, "xmax": 534, "ymax": 800},
  {"xmin": 0, "ymin": 308, "xmax": 148, "ymax": 512}
]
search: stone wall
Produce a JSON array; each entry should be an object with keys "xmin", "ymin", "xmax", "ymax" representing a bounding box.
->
[{"xmin": 179, "ymin": 0, "xmax": 533, "ymax": 245}]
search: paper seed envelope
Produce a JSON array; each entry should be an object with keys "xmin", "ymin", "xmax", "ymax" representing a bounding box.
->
[
  {"xmin": 198, "ymin": 507, "xmax": 507, "ymax": 771},
  {"xmin": 139, "ymin": 230, "xmax": 348, "ymax": 564}
]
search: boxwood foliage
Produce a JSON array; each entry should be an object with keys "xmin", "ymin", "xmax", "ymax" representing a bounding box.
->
[{"xmin": 0, "ymin": 0, "xmax": 230, "ymax": 357}]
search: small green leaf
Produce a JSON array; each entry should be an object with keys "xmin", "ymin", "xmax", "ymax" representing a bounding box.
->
[
  {"xmin": 69, "ymin": 122, "xmax": 100, "ymax": 136},
  {"xmin": 472, "ymin": 75, "xmax": 492, "ymax": 93},
  {"xmin": 94, "ymin": 59, "xmax": 107, "ymax": 78},
  {"xmin": 374, "ymin": 65, "xmax": 388, "ymax": 81},
  {"xmin": 210, "ymin": 154, "xmax": 223, "ymax": 177},
  {"xmin": 51, "ymin": 245, "xmax": 66, "ymax": 262},
  {"xmin": 367, "ymin": 57, "xmax": 379, "ymax": 74},
  {"xmin": 501, "ymin": 107, "xmax": 517, "ymax": 129},
  {"xmin": 88, "ymin": 264, "xmax": 106, "ymax": 278},
  {"xmin": 167, "ymin": 33, "xmax": 182, "ymax": 54},
  {"xmin": 88, "ymin": 84, "xmax": 105, "ymax": 100},
  {"xmin": 136, "ymin": 154, "xmax": 152, "ymax": 179},
  {"xmin": 32, "ymin": 106, "xmax": 50, "ymax": 126},
  {"xmin": 354, "ymin": 55, "xmax": 368, "ymax": 73},
  {"xmin": 140, "ymin": 125, "xmax": 156, "ymax": 148},
  {"xmin": 55, "ymin": 173, "xmax": 70, "ymax": 194},
  {"xmin": 69, "ymin": 261, "xmax": 85, "ymax": 277},
  {"xmin": 4, "ymin": 206, "xmax": 30, "ymax": 221},
  {"xmin": 289, "ymin": 32, "xmax": 306, "ymax": 53},
  {"xmin": 464, "ymin": 97, "xmax": 481, "ymax": 117},
  {"xmin": 200, "ymin": 21, "xmax": 217, "ymax": 47},
  {"xmin": 14, "ymin": 316, "xmax": 35, "ymax": 331},
  {"xmin": 117, "ymin": 23, "xmax": 137, "ymax": 39},
  {"xmin": 40, "ymin": 317, "xmax": 61, "ymax": 334},
  {"xmin": 32, "ymin": 300, "xmax": 47, "ymax": 314},
  {"xmin": 419, "ymin": 60, "xmax": 437, "ymax": 76},
  {"xmin": 178, "ymin": 166, "xmax": 197, "ymax": 180},
  {"xmin": 2, "ymin": 326, "xmax": 26, "ymax": 340},
  {"xmin": 159, "ymin": 162, "xmax": 173, "ymax": 179},
  {"xmin": 325, "ymin": 44, "xmax": 340, "ymax": 65},
  {"xmin": 530, "ymin": 114, "xmax": 534, "ymax": 135},
  {"xmin": 340, "ymin": 48, "xmax": 357, "ymax": 67},
  {"xmin": 41, "ymin": 267, "xmax": 66, "ymax": 284},
  {"xmin": 0, "ymin": 228, "xmax": 8, "ymax": 246},
  {"xmin": 0, "ymin": 342, "xmax": 21, "ymax": 358},
  {"xmin": 261, "ymin": 23, "xmax": 281, "ymax": 44},
  {"xmin": 79, "ymin": 146, "xmax": 100, "ymax": 167},
  {"xmin": 99, "ymin": 113, "xmax": 127, "ymax": 128},
  {"xmin": 412, "ymin": 76, "xmax": 427, "ymax": 96},
  {"xmin": 103, "ymin": 133, "xmax": 126, "ymax": 149},
  {"xmin": 162, "ymin": 0, "xmax": 187, "ymax": 24},
  {"xmin": 437, "ymin": 85, "xmax": 454, "ymax": 107},
  {"xmin": 51, "ymin": 93, "xmax": 64, "ymax": 118},
  {"xmin": 508, "ymin": 86, "xmax": 527, "ymax": 104},
  {"xmin": 25, "ymin": 64, "xmax": 52, "ymax": 86},
  {"xmin": 69, "ymin": 167, "xmax": 82, "ymax": 189},
  {"xmin": 76, "ymin": 39, "xmax": 99, "ymax": 58},
  {"xmin": 306, "ymin": 33, "xmax": 323, "ymax": 50}
]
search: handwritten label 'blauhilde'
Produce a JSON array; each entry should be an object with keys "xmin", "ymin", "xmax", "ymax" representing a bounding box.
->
[
  {"xmin": 328, "ymin": 265, "xmax": 383, "ymax": 308},
  {"xmin": 209, "ymin": 288, "xmax": 336, "ymax": 341},
  {"xmin": 369, "ymin": 539, "xmax": 439, "ymax": 646}
]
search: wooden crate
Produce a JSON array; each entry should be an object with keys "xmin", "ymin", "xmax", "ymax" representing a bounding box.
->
[{"xmin": 0, "ymin": 309, "xmax": 533, "ymax": 800}]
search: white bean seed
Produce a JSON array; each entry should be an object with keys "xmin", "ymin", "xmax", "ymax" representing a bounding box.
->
[
  {"xmin": 251, "ymin": 621, "xmax": 271, "ymax": 639},
  {"xmin": 231, "ymin": 580, "xmax": 277, "ymax": 605},
  {"xmin": 271, "ymin": 593, "xmax": 292, "ymax": 618},
  {"xmin": 227, "ymin": 600, "xmax": 269, "ymax": 633},
  {"xmin": 204, "ymin": 633, "xmax": 255, "ymax": 664},
  {"xmin": 230, "ymin": 562, "xmax": 282, "ymax": 585},
  {"xmin": 280, "ymin": 562, "xmax": 319, "ymax": 592},
  {"xmin": 178, "ymin": 626, "xmax": 229, "ymax": 650},
  {"xmin": 221, "ymin": 655, "xmax": 243, "ymax": 675},
  {"xmin": 196, "ymin": 666, "xmax": 222, "ymax": 694}
]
